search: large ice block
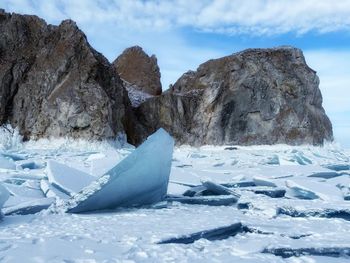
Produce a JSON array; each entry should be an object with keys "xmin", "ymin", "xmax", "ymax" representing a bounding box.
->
[{"xmin": 66, "ymin": 128, "xmax": 174, "ymax": 213}]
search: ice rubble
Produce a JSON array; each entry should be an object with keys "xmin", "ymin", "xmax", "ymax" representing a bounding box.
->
[{"xmin": 65, "ymin": 128, "xmax": 174, "ymax": 213}]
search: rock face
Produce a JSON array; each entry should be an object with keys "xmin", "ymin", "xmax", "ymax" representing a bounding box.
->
[
  {"xmin": 113, "ymin": 46, "xmax": 162, "ymax": 96},
  {"xmin": 129, "ymin": 47, "xmax": 333, "ymax": 146},
  {"xmin": 0, "ymin": 10, "xmax": 333, "ymax": 146},
  {"xmin": 0, "ymin": 10, "xmax": 128, "ymax": 140}
]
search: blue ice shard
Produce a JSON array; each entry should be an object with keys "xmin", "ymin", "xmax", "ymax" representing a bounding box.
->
[{"xmin": 66, "ymin": 128, "xmax": 174, "ymax": 213}]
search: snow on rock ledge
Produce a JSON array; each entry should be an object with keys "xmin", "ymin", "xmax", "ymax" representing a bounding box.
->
[{"xmin": 65, "ymin": 128, "xmax": 174, "ymax": 213}]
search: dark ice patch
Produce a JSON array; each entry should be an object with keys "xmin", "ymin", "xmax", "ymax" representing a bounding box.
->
[
  {"xmin": 222, "ymin": 181, "xmax": 256, "ymax": 188},
  {"xmin": 224, "ymin": 146, "xmax": 238, "ymax": 150},
  {"xmin": 277, "ymin": 207, "xmax": 350, "ymax": 221},
  {"xmin": 202, "ymin": 181, "xmax": 241, "ymax": 198},
  {"xmin": 3, "ymin": 198, "xmax": 55, "ymax": 216},
  {"xmin": 166, "ymin": 195, "xmax": 239, "ymax": 206},
  {"xmin": 158, "ymin": 222, "xmax": 244, "ymax": 244},
  {"xmin": 252, "ymin": 188, "xmax": 286, "ymax": 198},
  {"xmin": 262, "ymin": 247, "xmax": 350, "ymax": 258},
  {"xmin": 308, "ymin": 172, "xmax": 341, "ymax": 179},
  {"xmin": 325, "ymin": 164, "xmax": 350, "ymax": 172},
  {"xmin": 176, "ymin": 164, "xmax": 193, "ymax": 168}
]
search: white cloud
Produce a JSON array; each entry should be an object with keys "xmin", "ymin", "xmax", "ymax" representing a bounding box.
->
[{"xmin": 3, "ymin": 0, "xmax": 350, "ymax": 35}]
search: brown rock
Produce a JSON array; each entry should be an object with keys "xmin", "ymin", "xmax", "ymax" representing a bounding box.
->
[
  {"xmin": 129, "ymin": 47, "xmax": 333, "ymax": 146},
  {"xmin": 113, "ymin": 46, "xmax": 162, "ymax": 96},
  {"xmin": 0, "ymin": 11, "xmax": 129, "ymax": 140}
]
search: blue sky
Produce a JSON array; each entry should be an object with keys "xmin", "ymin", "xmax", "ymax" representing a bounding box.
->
[{"xmin": 2, "ymin": 0, "xmax": 350, "ymax": 147}]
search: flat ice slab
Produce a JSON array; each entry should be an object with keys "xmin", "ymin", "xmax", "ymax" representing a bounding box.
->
[
  {"xmin": 0, "ymin": 155, "xmax": 16, "ymax": 170},
  {"xmin": 3, "ymin": 197, "xmax": 55, "ymax": 216},
  {"xmin": 66, "ymin": 128, "xmax": 174, "ymax": 213},
  {"xmin": 47, "ymin": 160, "xmax": 95, "ymax": 196}
]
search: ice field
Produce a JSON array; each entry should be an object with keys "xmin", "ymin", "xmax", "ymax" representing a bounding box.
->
[{"xmin": 0, "ymin": 126, "xmax": 350, "ymax": 262}]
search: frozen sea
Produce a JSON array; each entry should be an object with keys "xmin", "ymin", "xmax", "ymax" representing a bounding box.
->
[{"xmin": 0, "ymin": 127, "xmax": 350, "ymax": 262}]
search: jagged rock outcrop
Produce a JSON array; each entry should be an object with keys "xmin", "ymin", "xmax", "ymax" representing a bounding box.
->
[
  {"xmin": 0, "ymin": 10, "xmax": 128, "ymax": 140},
  {"xmin": 113, "ymin": 46, "xmax": 162, "ymax": 96},
  {"xmin": 128, "ymin": 46, "xmax": 333, "ymax": 146},
  {"xmin": 0, "ymin": 10, "xmax": 333, "ymax": 146}
]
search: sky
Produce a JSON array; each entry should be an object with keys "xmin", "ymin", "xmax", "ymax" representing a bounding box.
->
[{"xmin": 1, "ymin": 0, "xmax": 350, "ymax": 147}]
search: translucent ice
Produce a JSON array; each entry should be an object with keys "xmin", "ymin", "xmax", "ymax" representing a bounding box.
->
[
  {"xmin": 202, "ymin": 181, "xmax": 241, "ymax": 198},
  {"xmin": 47, "ymin": 160, "xmax": 95, "ymax": 196},
  {"xmin": 285, "ymin": 180, "xmax": 320, "ymax": 200},
  {"xmin": 0, "ymin": 155, "xmax": 16, "ymax": 170},
  {"xmin": 66, "ymin": 128, "xmax": 174, "ymax": 213},
  {"xmin": 3, "ymin": 198, "xmax": 55, "ymax": 216},
  {"xmin": 0, "ymin": 184, "xmax": 10, "ymax": 219}
]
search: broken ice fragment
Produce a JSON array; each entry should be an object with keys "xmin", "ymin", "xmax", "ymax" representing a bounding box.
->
[
  {"xmin": 253, "ymin": 177, "xmax": 277, "ymax": 187},
  {"xmin": 222, "ymin": 181, "xmax": 256, "ymax": 188},
  {"xmin": 337, "ymin": 184, "xmax": 350, "ymax": 200},
  {"xmin": 202, "ymin": 181, "xmax": 241, "ymax": 198},
  {"xmin": 262, "ymin": 247, "xmax": 350, "ymax": 258},
  {"xmin": 182, "ymin": 185, "xmax": 214, "ymax": 197},
  {"xmin": 3, "ymin": 183, "xmax": 44, "ymax": 199},
  {"xmin": 3, "ymin": 197, "xmax": 55, "ymax": 216},
  {"xmin": 277, "ymin": 207, "xmax": 350, "ymax": 221},
  {"xmin": 16, "ymin": 161, "xmax": 43, "ymax": 170},
  {"xmin": 166, "ymin": 195, "xmax": 238, "ymax": 206},
  {"xmin": 251, "ymin": 187, "xmax": 286, "ymax": 198},
  {"xmin": 0, "ymin": 155, "xmax": 16, "ymax": 170},
  {"xmin": 47, "ymin": 160, "xmax": 95, "ymax": 196},
  {"xmin": 265, "ymin": 155, "xmax": 280, "ymax": 165},
  {"xmin": 0, "ymin": 184, "xmax": 10, "ymax": 218},
  {"xmin": 308, "ymin": 171, "xmax": 341, "ymax": 179},
  {"xmin": 158, "ymin": 222, "xmax": 243, "ymax": 244},
  {"xmin": 285, "ymin": 180, "xmax": 320, "ymax": 200},
  {"xmin": 237, "ymin": 202, "xmax": 251, "ymax": 210},
  {"xmin": 66, "ymin": 128, "xmax": 174, "ymax": 213},
  {"xmin": 40, "ymin": 179, "xmax": 70, "ymax": 200},
  {"xmin": 325, "ymin": 164, "xmax": 350, "ymax": 172},
  {"xmin": 0, "ymin": 152, "xmax": 25, "ymax": 161}
]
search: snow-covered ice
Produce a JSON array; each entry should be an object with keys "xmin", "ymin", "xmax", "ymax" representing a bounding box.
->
[{"xmin": 0, "ymin": 128, "xmax": 349, "ymax": 262}]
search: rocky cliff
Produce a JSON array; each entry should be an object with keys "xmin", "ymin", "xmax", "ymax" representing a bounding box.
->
[
  {"xmin": 113, "ymin": 46, "xmax": 162, "ymax": 96},
  {"xmin": 0, "ymin": 9, "xmax": 128, "ymax": 140},
  {"xmin": 0, "ymin": 10, "xmax": 333, "ymax": 146},
  {"xmin": 129, "ymin": 47, "xmax": 333, "ymax": 146}
]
